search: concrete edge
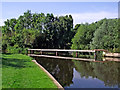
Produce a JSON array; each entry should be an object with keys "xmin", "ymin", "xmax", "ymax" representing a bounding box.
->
[{"xmin": 32, "ymin": 60, "xmax": 64, "ymax": 89}]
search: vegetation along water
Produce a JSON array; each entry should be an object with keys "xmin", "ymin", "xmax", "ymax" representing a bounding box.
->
[
  {"xmin": 2, "ymin": 10, "xmax": 120, "ymax": 53},
  {"xmin": 1, "ymin": 10, "xmax": 120, "ymax": 88}
]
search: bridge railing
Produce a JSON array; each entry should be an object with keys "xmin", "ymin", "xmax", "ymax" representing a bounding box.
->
[{"xmin": 28, "ymin": 49, "xmax": 95, "ymax": 52}]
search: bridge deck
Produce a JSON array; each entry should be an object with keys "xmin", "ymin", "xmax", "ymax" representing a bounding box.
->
[{"xmin": 27, "ymin": 49, "xmax": 108, "ymax": 61}]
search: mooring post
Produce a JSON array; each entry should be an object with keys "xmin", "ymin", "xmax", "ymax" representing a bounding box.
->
[{"xmin": 56, "ymin": 51, "xmax": 58, "ymax": 56}]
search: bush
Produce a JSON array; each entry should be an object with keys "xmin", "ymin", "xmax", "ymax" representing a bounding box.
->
[
  {"xmin": 6, "ymin": 45, "xmax": 28, "ymax": 54},
  {"xmin": 113, "ymin": 47, "xmax": 120, "ymax": 53}
]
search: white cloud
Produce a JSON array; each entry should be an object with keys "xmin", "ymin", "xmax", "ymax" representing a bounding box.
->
[
  {"xmin": 0, "ymin": 17, "xmax": 18, "ymax": 26},
  {"xmin": 60, "ymin": 11, "xmax": 118, "ymax": 26},
  {"xmin": 0, "ymin": 19, "xmax": 5, "ymax": 26},
  {"xmin": 1, "ymin": 12, "xmax": 118, "ymax": 27}
]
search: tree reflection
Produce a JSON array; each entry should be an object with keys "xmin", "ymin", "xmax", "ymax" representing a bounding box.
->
[
  {"xmin": 35, "ymin": 57, "xmax": 74, "ymax": 86},
  {"xmin": 74, "ymin": 60, "xmax": 120, "ymax": 87},
  {"xmin": 34, "ymin": 56, "xmax": 120, "ymax": 88}
]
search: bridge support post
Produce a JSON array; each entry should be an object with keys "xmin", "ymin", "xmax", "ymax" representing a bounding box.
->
[
  {"xmin": 30, "ymin": 50, "xmax": 31, "ymax": 54},
  {"xmin": 56, "ymin": 51, "xmax": 58, "ymax": 56},
  {"xmin": 94, "ymin": 51, "xmax": 96, "ymax": 60},
  {"xmin": 40, "ymin": 51, "xmax": 42, "ymax": 55},
  {"xmin": 76, "ymin": 51, "xmax": 78, "ymax": 57}
]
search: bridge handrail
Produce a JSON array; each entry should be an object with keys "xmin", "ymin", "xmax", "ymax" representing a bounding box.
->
[{"xmin": 28, "ymin": 49, "xmax": 95, "ymax": 52}]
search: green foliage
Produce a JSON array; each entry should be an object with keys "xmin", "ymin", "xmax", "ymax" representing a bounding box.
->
[
  {"xmin": 71, "ymin": 18, "xmax": 119, "ymax": 52},
  {"xmin": 2, "ymin": 10, "xmax": 74, "ymax": 53},
  {"xmin": 2, "ymin": 10, "xmax": 119, "ymax": 53},
  {"xmin": 6, "ymin": 45, "xmax": 28, "ymax": 54},
  {"xmin": 71, "ymin": 24, "xmax": 88, "ymax": 49},
  {"xmin": 90, "ymin": 19, "xmax": 119, "ymax": 51},
  {"xmin": 71, "ymin": 23, "xmax": 97, "ymax": 50}
]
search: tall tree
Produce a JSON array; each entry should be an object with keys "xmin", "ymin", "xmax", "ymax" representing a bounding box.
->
[{"xmin": 90, "ymin": 19, "xmax": 119, "ymax": 51}]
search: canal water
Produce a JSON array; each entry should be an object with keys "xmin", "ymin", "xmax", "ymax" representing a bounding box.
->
[{"xmin": 34, "ymin": 57, "xmax": 120, "ymax": 88}]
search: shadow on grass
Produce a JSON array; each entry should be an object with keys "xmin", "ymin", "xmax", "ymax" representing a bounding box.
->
[
  {"xmin": 2, "ymin": 57, "xmax": 27, "ymax": 68},
  {"xmin": 2, "ymin": 53, "xmax": 12, "ymax": 55}
]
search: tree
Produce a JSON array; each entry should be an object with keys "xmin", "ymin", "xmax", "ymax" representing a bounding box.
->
[
  {"xmin": 90, "ymin": 19, "xmax": 119, "ymax": 51},
  {"xmin": 71, "ymin": 23, "xmax": 92, "ymax": 50}
]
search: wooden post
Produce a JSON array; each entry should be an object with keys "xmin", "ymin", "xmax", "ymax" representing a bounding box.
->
[
  {"xmin": 94, "ymin": 51, "xmax": 96, "ymax": 60},
  {"xmin": 56, "ymin": 51, "xmax": 58, "ymax": 56},
  {"xmin": 40, "ymin": 51, "xmax": 42, "ymax": 55},
  {"xmin": 76, "ymin": 51, "xmax": 78, "ymax": 57}
]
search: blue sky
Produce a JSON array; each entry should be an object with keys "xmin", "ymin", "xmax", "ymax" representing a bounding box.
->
[{"xmin": 1, "ymin": 2, "xmax": 118, "ymax": 26}]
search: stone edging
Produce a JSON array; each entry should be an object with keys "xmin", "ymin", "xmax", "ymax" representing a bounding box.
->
[{"xmin": 32, "ymin": 60, "xmax": 64, "ymax": 89}]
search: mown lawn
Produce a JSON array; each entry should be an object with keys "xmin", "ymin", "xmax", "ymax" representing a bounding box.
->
[{"xmin": 2, "ymin": 54, "xmax": 57, "ymax": 88}]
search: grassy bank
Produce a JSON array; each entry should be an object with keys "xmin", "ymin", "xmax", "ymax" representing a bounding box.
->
[{"xmin": 2, "ymin": 54, "xmax": 57, "ymax": 88}]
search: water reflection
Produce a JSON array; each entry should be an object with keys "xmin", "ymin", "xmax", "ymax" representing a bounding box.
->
[
  {"xmin": 34, "ymin": 57, "xmax": 120, "ymax": 88},
  {"xmin": 74, "ymin": 61, "xmax": 120, "ymax": 88},
  {"xmin": 35, "ymin": 57, "xmax": 74, "ymax": 86}
]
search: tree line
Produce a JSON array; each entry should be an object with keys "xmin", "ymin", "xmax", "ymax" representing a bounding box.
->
[
  {"xmin": 2, "ymin": 10, "xmax": 120, "ymax": 53},
  {"xmin": 2, "ymin": 10, "xmax": 74, "ymax": 53},
  {"xmin": 72, "ymin": 18, "xmax": 120, "ymax": 52}
]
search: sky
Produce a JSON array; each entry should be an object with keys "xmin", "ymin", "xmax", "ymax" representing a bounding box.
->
[{"xmin": 0, "ymin": 2, "xmax": 118, "ymax": 26}]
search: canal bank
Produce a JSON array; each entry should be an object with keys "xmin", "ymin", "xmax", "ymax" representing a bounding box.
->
[
  {"xmin": 32, "ymin": 60, "xmax": 63, "ymax": 89},
  {"xmin": 2, "ymin": 54, "xmax": 58, "ymax": 88}
]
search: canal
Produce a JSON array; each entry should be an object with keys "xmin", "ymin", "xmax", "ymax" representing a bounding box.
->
[{"xmin": 34, "ymin": 57, "xmax": 120, "ymax": 88}]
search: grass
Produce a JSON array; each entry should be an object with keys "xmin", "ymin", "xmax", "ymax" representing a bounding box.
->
[{"xmin": 2, "ymin": 54, "xmax": 57, "ymax": 88}]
